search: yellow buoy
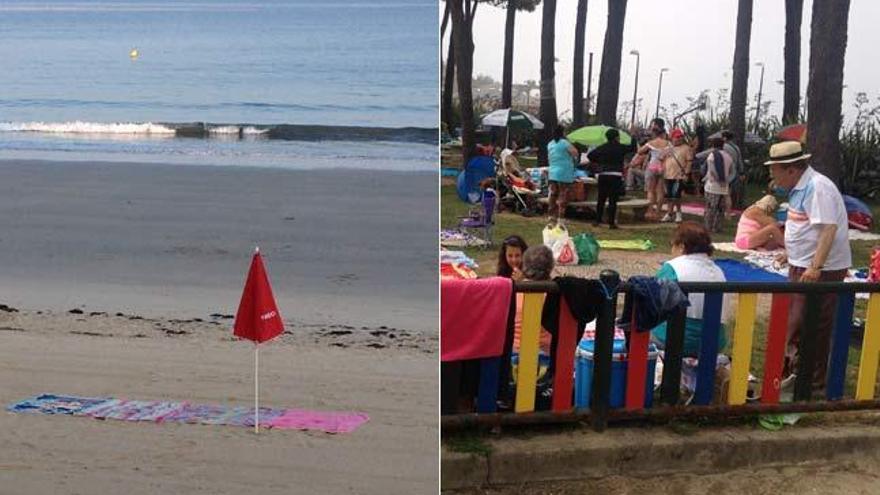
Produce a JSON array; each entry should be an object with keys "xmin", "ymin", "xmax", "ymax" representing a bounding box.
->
[{"xmin": 129, "ymin": 48, "xmax": 139, "ymax": 59}]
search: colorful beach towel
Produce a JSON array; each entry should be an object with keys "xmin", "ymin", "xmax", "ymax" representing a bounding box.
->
[
  {"xmin": 440, "ymin": 249, "xmax": 479, "ymax": 269},
  {"xmin": 712, "ymin": 242, "xmax": 785, "ymax": 255},
  {"xmin": 440, "ymin": 229, "xmax": 489, "ymax": 247},
  {"xmin": 270, "ymin": 409, "xmax": 370, "ymax": 434},
  {"xmin": 848, "ymin": 229, "xmax": 880, "ymax": 241},
  {"xmin": 597, "ymin": 239, "xmax": 654, "ymax": 251},
  {"xmin": 714, "ymin": 258, "xmax": 787, "ymax": 283},
  {"xmin": 7, "ymin": 394, "xmax": 369, "ymax": 434},
  {"xmin": 681, "ymin": 203, "xmax": 742, "ymax": 218},
  {"xmin": 6, "ymin": 394, "xmax": 107, "ymax": 415}
]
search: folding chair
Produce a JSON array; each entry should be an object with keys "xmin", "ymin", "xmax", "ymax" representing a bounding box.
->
[{"xmin": 457, "ymin": 189, "xmax": 496, "ymax": 248}]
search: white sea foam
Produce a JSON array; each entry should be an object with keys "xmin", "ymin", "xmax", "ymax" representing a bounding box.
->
[
  {"xmin": 0, "ymin": 121, "xmax": 177, "ymax": 135},
  {"xmin": 207, "ymin": 125, "xmax": 268, "ymax": 135}
]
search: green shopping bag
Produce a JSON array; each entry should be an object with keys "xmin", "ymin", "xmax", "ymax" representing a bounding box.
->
[{"xmin": 572, "ymin": 233, "xmax": 600, "ymax": 265}]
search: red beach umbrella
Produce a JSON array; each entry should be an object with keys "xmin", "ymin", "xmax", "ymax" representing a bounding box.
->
[
  {"xmin": 234, "ymin": 248, "xmax": 284, "ymax": 343},
  {"xmin": 776, "ymin": 123, "xmax": 807, "ymax": 143},
  {"xmin": 233, "ymin": 247, "xmax": 285, "ymax": 433}
]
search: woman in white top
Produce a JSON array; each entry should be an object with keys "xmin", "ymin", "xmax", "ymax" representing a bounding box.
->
[{"xmin": 703, "ymin": 137, "xmax": 734, "ymax": 233}]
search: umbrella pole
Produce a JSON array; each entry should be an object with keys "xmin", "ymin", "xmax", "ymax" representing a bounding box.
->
[{"xmin": 255, "ymin": 343, "xmax": 259, "ymax": 434}]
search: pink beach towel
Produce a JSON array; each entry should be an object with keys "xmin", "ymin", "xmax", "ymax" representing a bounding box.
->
[
  {"xmin": 267, "ymin": 409, "xmax": 370, "ymax": 434},
  {"xmin": 441, "ymin": 277, "xmax": 513, "ymax": 362},
  {"xmin": 681, "ymin": 203, "xmax": 742, "ymax": 218}
]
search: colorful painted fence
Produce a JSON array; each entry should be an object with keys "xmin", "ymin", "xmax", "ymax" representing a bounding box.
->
[{"xmin": 441, "ymin": 274, "xmax": 880, "ymax": 431}]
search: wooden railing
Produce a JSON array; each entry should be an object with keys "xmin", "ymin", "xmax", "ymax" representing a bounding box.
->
[{"xmin": 441, "ymin": 271, "xmax": 880, "ymax": 432}]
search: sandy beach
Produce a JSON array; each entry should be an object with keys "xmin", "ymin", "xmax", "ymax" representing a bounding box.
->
[{"xmin": 0, "ymin": 159, "xmax": 438, "ymax": 494}]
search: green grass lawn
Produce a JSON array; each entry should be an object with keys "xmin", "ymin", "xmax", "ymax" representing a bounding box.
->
[{"xmin": 441, "ymin": 181, "xmax": 878, "ymax": 275}]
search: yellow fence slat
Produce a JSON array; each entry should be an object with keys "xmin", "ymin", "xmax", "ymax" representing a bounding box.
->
[
  {"xmin": 856, "ymin": 294, "xmax": 880, "ymax": 400},
  {"xmin": 728, "ymin": 293, "xmax": 757, "ymax": 405},
  {"xmin": 515, "ymin": 293, "xmax": 543, "ymax": 413}
]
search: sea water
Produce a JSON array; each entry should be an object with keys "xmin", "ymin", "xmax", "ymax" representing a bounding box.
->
[{"xmin": 0, "ymin": 0, "xmax": 437, "ymax": 170}]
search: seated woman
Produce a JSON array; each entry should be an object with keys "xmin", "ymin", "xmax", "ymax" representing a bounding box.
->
[
  {"xmin": 651, "ymin": 221, "xmax": 731, "ymax": 357},
  {"xmin": 734, "ymin": 195, "xmax": 784, "ymax": 250}
]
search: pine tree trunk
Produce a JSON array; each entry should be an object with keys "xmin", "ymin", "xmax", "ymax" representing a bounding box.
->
[
  {"xmin": 442, "ymin": 27, "xmax": 456, "ymax": 134},
  {"xmin": 501, "ymin": 3, "xmax": 516, "ymax": 109},
  {"xmin": 807, "ymin": 0, "xmax": 851, "ymax": 186},
  {"xmin": 783, "ymin": 0, "xmax": 803, "ymax": 125},
  {"xmin": 538, "ymin": 0, "xmax": 558, "ymax": 166},
  {"xmin": 450, "ymin": 0, "xmax": 476, "ymax": 163},
  {"xmin": 729, "ymin": 0, "xmax": 753, "ymax": 143},
  {"xmin": 572, "ymin": 0, "xmax": 588, "ymax": 127},
  {"xmin": 595, "ymin": 0, "xmax": 627, "ymax": 126}
]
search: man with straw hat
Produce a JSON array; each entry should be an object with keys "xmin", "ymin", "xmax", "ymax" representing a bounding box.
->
[{"xmin": 766, "ymin": 141, "xmax": 851, "ymax": 389}]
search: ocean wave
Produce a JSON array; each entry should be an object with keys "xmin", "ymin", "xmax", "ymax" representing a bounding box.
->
[
  {"xmin": 0, "ymin": 121, "xmax": 176, "ymax": 135},
  {"xmin": 207, "ymin": 125, "xmax": 268, "ymax": 135},
  {"xmin": 0, "ymin": 121, "xmax": 436, "ymax": 144}
]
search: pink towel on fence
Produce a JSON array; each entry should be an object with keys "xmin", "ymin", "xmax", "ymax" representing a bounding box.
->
[
  {"xmin": 441, "ymin": 277, "xmax": 513, "ymax": 362},
  {"xmin": 267, "ymin": 409, "xmax": 370, "ymax": 434}
]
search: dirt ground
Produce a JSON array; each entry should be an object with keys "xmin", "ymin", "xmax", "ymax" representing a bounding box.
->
[{"xmin": 451, "ymin": 452, "xmax": 880, "ymax": 494}]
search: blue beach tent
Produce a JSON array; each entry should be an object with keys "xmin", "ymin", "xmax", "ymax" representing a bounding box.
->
[{"xmin": 456, "ymin": 155, "xmax": 495, "ymax": 203}]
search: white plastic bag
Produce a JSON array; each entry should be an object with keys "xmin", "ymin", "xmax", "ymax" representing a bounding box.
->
[
  {"xmin": 542, "ymin": 224, "xmax": 567, "ymax": 246},
  {"xmin": 551, "ymin": 238, "xmax": 579, "ymax": 265},
  {"xmin": 543, "ymin": 225, "xmax": 578, "ymax": 266}
]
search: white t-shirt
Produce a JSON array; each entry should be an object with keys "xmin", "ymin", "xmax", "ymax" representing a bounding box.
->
[{"xmin": 784, "ymin": 166, "xmax": 852, "ymax": 270}]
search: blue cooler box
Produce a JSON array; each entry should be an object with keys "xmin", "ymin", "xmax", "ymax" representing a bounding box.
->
[{"xmin": 574, "ymin": 337, "xmax": 658, "ymax": 409}]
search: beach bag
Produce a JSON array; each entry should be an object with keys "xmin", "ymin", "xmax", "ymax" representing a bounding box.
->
[
  {"xmin": 552, "ymin": 239, "xmax": 579, "ymax": 266},
  {"xmin": 543, "ymin": 224, "xmax": 569, "ymax": 246},
  {"xmin": 543, "ymin": 225, "xmax": 578, "ymax": 266},
  {"xmin": 572, "ymin": 233, "xmax": 600, "ymax": 266}
]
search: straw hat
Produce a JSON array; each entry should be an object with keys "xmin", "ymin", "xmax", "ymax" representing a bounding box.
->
[
  {"xmin": 754, "ymin": 195, "xmax": 778, "ymax": 214},
  {"xmin": 764, "ymin": 141, "xmax": 811, "ymax": 165}
]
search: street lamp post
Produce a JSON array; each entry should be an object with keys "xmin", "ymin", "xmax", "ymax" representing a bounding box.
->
[
  {"xmin": 655, "ymin": 67, "xmax": 669, "ymax": 121},
  {"xmin": 753, "ymin": 62, "xmax": 765, "ymax": 132},
  {"xmin": 629, "ymin": 49, "xmax": 640, "ymax": 128},
  {"xmin": 585, "ymin": 52, "xmax": 594, "ymax": 120}
]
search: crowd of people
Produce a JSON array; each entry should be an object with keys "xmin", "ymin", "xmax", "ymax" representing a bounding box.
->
[
  {"xmin": 495, "ymin": 117, "xmax": 757, "ymax": 233},
  {"xmin": 452, "ymin": 137, "xmax": 854, "ymax": 412}
]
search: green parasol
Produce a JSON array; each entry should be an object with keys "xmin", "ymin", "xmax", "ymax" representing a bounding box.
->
[{"xmin": 567, "ymin": 125, "xmax": 632, "ymax": 147}]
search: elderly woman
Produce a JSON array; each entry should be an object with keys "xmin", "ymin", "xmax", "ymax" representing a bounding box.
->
[
  {"xmin": 651, "ymin": 221, "xmax": 731, "ymax": 357},
  {"xmin": 512, "ymin": 245, "xmax": 555, "ymax": 354},
  {"xmin": 734, "ymin": 195, "xmax": 784, "ymax": 250}
]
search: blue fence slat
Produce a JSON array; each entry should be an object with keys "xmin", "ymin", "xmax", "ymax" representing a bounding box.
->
[
  {"xmin": 694, "ymin": 292, "xmax": 723, "ymax": 406},
  {"xmin": 826, "ymin": 293, "xmax": 854, "ymax": 401},
  {"xmin": 477, "ymin": 357, "xmax": 501, "ymax": 413}
]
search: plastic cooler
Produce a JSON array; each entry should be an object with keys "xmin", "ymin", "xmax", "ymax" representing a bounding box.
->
[{"xmin": 574, "ymin": 334, "xmax": 658, "ymax": 409}]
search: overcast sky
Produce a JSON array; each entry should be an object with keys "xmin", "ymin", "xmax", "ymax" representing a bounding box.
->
[{"xmin": 443, "ymin": 0, "xmax": 879, "ymax": 124}]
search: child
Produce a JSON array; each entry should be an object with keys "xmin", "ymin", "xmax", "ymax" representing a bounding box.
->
[
  {"xmin": 496, "ymin": 235, "xmax": 528, "ymax": 280},
  {"xmin": 735, "ymin": 195, "xmax": 784, "ymax": 250}
]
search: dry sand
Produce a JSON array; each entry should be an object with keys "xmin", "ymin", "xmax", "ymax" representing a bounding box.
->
[{"xmin": 0, "ymin": 159, "xmax": 438, "ymax": 494}]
